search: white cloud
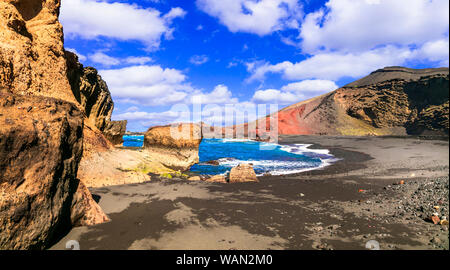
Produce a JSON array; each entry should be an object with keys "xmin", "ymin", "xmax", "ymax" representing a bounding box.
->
[
  {"xmin": 189, "ymin": 55, "xmax": 209, "ymax": 65},
  {"xmin": 251, "ymin": 79, "xmax": 338, "ymax": 105},
  {"xmin": 414, "ymin": 38, "xmax": 450, "ymax": 66},
  {"xmin": 252, "ymin": 89, "xmax": 299, "ymax": 104},
  {"xmin": 191, "ymin": 84, "xmax": 238, "ymax": 104},
  {"xmin": 99, "ymin": 65, "xmax": 193, "ymax": 106},
  {"xmin": 281, "ymin": 80, "xmax": 338, "ymax": 93},
  {"xmin": 196, "ymin": 0, "xmax": 302, "ymax": 36},
  {"xmin": 61, "ymin": 0, "xmax": 186, "ymax": 50},
  {"xmin": 247, "ymin": 45, "xmax": 417, "ymax": 81},
  {"xmin": 299, "ymin": 0, "xmax": 449, "ymax": 54},
  {"xmin": 89, "ymin": 52, "xmax": 120, "ymax": 67},
  {"xmin": 88, "ymin": 52, "xmax": 153, "ymax": 67}
]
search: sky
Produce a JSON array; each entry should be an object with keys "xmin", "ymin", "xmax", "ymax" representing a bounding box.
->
[{"xmin": 60, "ymin": 0, "xmax": 450, "ymax": 131}]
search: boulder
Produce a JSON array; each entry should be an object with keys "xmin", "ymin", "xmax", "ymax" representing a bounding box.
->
[
  {"xmin": 229, "ymin": 164, "xmax": 258, "ymax": 183},
  {"xmin": 0, "ymin": 93, "xmax": 107, "ymax": 249},
  {"xmin": 205, "ymin": 175, "xmax": 227, "ymax": 183},
  {"xmin": 103, "ymin": 120, "xmax": 128, "ymax": 146},
  {"xmin": 144, "ymin": 123, "xmax": 203, "ymax": 171}
]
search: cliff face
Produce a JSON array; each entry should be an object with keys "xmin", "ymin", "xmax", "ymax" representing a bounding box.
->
[
  {"xmin": 144, "ymin": 123, "xmax": 203, "ymax": 171},
  {"xmin": 65, "ymin": 51, "xmax": 127, "ymax": 146},
  {"xmin": 0, "ymin": 0, "xmax": 76, "ymax": 103},
  {"xmin": 248, "ymin": 67, "xmax": 449, "ymax": 137},
  {"xmin": 0, "ymin": 0, "xmax": 110, "ymax": 249},
  {"xmin": 0, "ymin": 93, "xmax": 108, "ymax": 249}
]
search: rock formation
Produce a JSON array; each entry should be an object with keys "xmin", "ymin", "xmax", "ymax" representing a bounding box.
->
[
  {"xmin": 65, "ymin": 50, "xmax": 127, "ymax": 146},
  {"xmin": 0, "ymin": 0, "xmax": 110, "ymax": 249},
  {"xmin": 229, "ymin": 164, "xmax": 258, "ymax": 183},
  {"xmin": 241, "ymin": 67, "xmax": 449, "ymax": 137},
  {"xmin": 144, "ymin": 123, "xmax": 203, "ymax": 171},
  {"xmin": 0, "ymin": 92, "xmax": 108, "ymax": 249}
]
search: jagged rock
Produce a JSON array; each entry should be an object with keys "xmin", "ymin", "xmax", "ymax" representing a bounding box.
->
[
  {"xmin": 103, "ymin": 120, "xmax": 127, "ymax": 146},
  {"xmin": 0, "ymin": 0, "xmax": 77, "ymax": 104},
  {"xmin": 234, "ymin": 67, "xmax": 449, "ymax": 137},
  {"xmin": 144, "ymin": 123, "xmax": 203, "ymax": 171},
  {"xmin": 229, "ymin": 164, "xmax": 258, "ymax": 183},
  {"xmin": 0, "ymin": 93, "xmax": 107, "ymax": 249}
]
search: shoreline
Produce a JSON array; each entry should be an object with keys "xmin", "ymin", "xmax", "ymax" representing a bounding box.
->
[{"xmin": 51, "ymin": 135, "xmax": 449, "ymax": 250}]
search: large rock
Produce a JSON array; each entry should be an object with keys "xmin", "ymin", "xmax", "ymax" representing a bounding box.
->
[
  {"xmin": 103, "ymin": 120, "xmax": 127, "ymax": 146},
  {"xmin": 0, "ymin": 0, "xmax": 76, "ymax": 103},
  {"xmin": 229, "ymin": 164, "xmax": 258, "ymax": 183},
  {"xmin": 144, "ymin": 123, "xmax": 203, "ymax": 171},
  {"xmin": 238, "ymin": 67, "xmax": 449, "ymax": 137},
  {"xmin": 0, "ymin": 93, "xmax": 108, "ymax": 249}
]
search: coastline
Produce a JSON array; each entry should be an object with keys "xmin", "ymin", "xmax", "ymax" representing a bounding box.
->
[{"xmin": 51, "ymin": 135, "xmax": 449, "ymax": 250}]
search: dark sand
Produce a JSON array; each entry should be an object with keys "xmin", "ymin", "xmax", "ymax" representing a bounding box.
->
[{"xmin": 51, "ymin": 136, "xmax": 449, "ymax": 250}]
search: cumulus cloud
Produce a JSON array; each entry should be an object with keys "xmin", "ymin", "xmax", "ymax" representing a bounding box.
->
[
  {"xmin": 252, "ymin": 89, "xmax": 298, "ymax": 104},
  {"xmin": 196, "ymin": 0, "xmax": 302, "ymax": 36},
  {"xmin": 299, "ymin": 0, "xmax": 449, "ymax": 54},
  {"xmin": 247, "ymin": 46, "xmax": 418, "ymax": 81},
  {"xmin": 99, "ymin": 65, "xmax": 193, "ymax": 106},
  {"xmin": 61, "ymin": 0, "xmax": 186, "ymax": 50},
  {"xmin": 252, "ymin": 79, "xmax": 338, "ymax": 105},
  {"xmin": 189, "ymin": 55, "xmax": 209, "ymax": 65},
  {"xmin": 88, "ymin": 52, "xmax": 153, "ymax": 67},
  {"xmin": 191, "ymin": 84, "xmax": 238, "ymax": 104}
]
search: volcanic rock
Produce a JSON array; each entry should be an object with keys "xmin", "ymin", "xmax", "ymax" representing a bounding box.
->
[
  {"xmin": 144, "ymin": 123, "xmax": 203, "ymax": 171},
  {"xmin": 205, "ymin": 175, "xmax": 227, "ymax": 183},
  {"xmin": 229, "ymin": 164, "xmax": 258, "ymax": 183},
  {"xmin": 103, "ymin": 120, "xmax": 127, "ymax": 146},
  {"xmin": 0, "ymin": 93, "xmax": 107, "ymax": 249}
]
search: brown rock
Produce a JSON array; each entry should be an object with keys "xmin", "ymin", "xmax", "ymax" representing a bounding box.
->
[
  {"xmin": 70, "ymin": 180, "xmax": 109, "ymax": 226},
  {"xmin": 188, "ymin": 176, "xmax": 201, "ymax": 181},
  {"xmin": 206, "ymin": 175, "xmax": 227, "ymax": 183},
  {"xmin": 144, "ymin": 123, "xmax": 203, "ymax": 171},
  {"xmin": 229, "ymin": 164, "xmax": 258, "ymax": 183},
  {"xmin": 0, "ymin": 93, "xmax": 106, "ymax": 249},
  {"xmin": 103, "ymin": 120, "xmax": 127, "ymax": 145}
]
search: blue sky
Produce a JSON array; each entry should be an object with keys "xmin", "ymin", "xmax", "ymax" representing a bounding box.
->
[{"xmin": 61, "ymin": 0, "xmax": 449, "ymax": 131}]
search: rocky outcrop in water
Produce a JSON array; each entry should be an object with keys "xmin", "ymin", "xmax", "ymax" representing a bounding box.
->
[
  {"xmin": 144, "ymin": 123, "xmax": 203, "ymax": 171},
  {"xmin": 0, "ymin": 93, "xmax": 108, "ymax": 249},
  {"xmin": 243, "ymin": 67, "xmax": 449, "ymax": 137}
]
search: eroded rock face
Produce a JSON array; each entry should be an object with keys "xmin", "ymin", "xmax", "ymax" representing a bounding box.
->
[
  {"xmin": 0, "ymin": 93, "xmax": 107, "ymax": 249},
  {"xmin": 242, "ymin": 67, "xmax": 449, "ymax": 137},
  {"xmin": 144, "ymin": 123, "xmax": 203, "ymax": 171},
  {"xmin": 229, "ymin": 164, "xmax": 258, "ymax": 183},
  {"xmin": 103, "ymin": 120, "xmax": 127, "ymax": 145},
  {"xmin": 0, "ymin": 0, "xmax": 76, "ymax": 103}
]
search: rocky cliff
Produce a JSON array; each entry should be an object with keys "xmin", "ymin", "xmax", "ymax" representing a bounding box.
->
[
  {"xmin": 144, "ymin": 123, "xmax": 203, "ymax": 171},
  {"xmin": 0, "ymin": 92, "xmax": 108, "ymax": 249},
  {"xmin": 65, "ymin": 51, "xmax": 127, "ymax": 145},
  {"xmin": 0, "ymin": 0, "xmax": 112, "ymax": 249},
  {"xmin": 245, "ymin": 67, "xmax": 449, "ymax": 137}
]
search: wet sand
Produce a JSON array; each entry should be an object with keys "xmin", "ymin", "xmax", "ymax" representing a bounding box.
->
[{"xmin": 51, "ymin": 135, "xmax": 449, "ymax": 250}]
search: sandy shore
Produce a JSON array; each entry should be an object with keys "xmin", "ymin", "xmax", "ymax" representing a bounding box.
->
[{"xmin": 51, "ymin": 135, "xmax": 449, "ymax": 250}]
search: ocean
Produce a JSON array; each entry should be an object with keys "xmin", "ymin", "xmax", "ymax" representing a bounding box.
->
[
  {"xmin": 190, "ymin": 139, "xmax": 336, "ymax": 176},
  {"xmin": 122, "ymin": 136, "xmax": 337, "ymax": 176}
]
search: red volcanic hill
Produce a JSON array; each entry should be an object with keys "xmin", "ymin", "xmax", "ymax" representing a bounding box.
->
[{"xmin": 230, "ymin": 66, "xmax": 449, "ymax": 138}]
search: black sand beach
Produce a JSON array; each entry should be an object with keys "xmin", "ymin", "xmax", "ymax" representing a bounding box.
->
[{"xmin": 51, "ymin": 136, "xmax": 449, "ymax": 250}]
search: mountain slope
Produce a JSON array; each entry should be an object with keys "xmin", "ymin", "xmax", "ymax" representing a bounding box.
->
[{"xmin": 244, "ymin": 67, "xmax": 449, "ymax": 138}]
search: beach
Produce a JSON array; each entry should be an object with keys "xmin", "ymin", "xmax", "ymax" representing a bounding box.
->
[{"xmin": 51, "ymin": 135, "xmax": 449, "ymax": 250}]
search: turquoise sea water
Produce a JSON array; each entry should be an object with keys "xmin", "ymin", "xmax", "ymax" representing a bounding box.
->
[
  {"xmin": 190, "ymin": 139, "xmax": 336, "ymax": 176},
  {"xmin": 122, "ymin": 136, "xmax": 336, "ymax": 176},
  {"xmin": 123, "ymin": 135, "xmax": 144, "ymax": 147}
]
